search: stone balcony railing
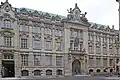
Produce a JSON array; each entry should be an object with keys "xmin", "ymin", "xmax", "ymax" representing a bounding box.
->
[{"xmin": 69, "ymin": 48, "xmax": 86, "ymax": 55}]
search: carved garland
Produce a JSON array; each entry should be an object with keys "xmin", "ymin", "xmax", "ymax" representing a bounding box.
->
[{"xmin": 0, "ymin": 29, "xmax": 15, "ymax": 36}]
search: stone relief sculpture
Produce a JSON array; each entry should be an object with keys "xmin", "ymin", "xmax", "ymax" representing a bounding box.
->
[{"xmin": 67, "ymin": 3, "xmax": 88, "ymax": 22}]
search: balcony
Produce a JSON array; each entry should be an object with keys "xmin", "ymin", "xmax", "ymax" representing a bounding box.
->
[{"xmin": 69, "ymin": 48, "xmax": 86, "ymax": 55}]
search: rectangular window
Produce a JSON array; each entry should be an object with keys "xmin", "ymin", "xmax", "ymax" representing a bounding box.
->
[
  {"xmin": 109, "ymin": 59, "xmax": 113, "ymax": 66},
  {"xmin": 21, "ymin": 38, "xmax": 28, "ymax": 48},
  {"xmin": 21, "ymin": 54, "xmax": 28, "ymax": 66},
  {"xmin": 103, "ymin": 47, "xmax": 107, "ymax": 55},
  {"xmin": 103, "ymin": 58, "xmax": 107, "ymax": 67},
  {"xmin": 56, "ymin": 56, "xmax": 62, "ymax": 66},
  {"xmin": 96, "ymin": 58, "xmax": 101, "ymax": 67},
  {"xmin": 34, "ymin": 53, "xmax": 41, "ymax": 66},
  {"xmin": 4, "ymin": 20, "xmax": 11, "ymax": 28},
  {"xmin": 44, "ymin": 28, "xmax": 52, "ymax": 35},
  {"xmin": 45, "ymin": 41, "xmax": 52, "ymax": 50},
  {"xmin": 88, "ymin": 46, "xmax": 93, "ymax": 54},
  {"xmin": 73, "ymin": 31, "xmax": 78, "ymax": 38},
  {"xmin": 46, "ymin": 55, "xmax": 52, "ymax": 66},
  {"xmin": 4, "ymin": 36, "xmax": 12, "ymax": 47},
  {"xmin": 109, "ymin": 48, "xmax": 113, "ymax": 55},
  {"xmin": 56, "ymin": 42, "xmax": 62, "ymax": 51},
  {"xmin": 20, "ymin": 25, "xmax": 29, "ymax": 32},
  {"xmin": 33, "ymin": 38, "xmax": 41, "ymax": 49},
  {"xmin": 89, "ymin": 57, "xmax": 94, "ymax": 67},
  {"xmin": 32, "ymin": 27, "xmax": 40, "ymax": 33},
  {"xmin": 96, "ymin": 46, "xmax": 101, "ymax": 54}
]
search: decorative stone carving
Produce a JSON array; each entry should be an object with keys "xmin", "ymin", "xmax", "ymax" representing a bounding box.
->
[
  {"xmin": 43, "ymin": 13, "xmax": 51, "ymax": 19},
  {"xmin": 66, "ymin": 3, "xmax": 88, "ymax": 22},
  {"xmin": 0, "ymin": 29, "xmax": 15, "ymax": 36},
  {"xmin": 5, "ymin": 5, "xmax": 10, "ymax": 12},
  {"xmin": 32, "ymin": 10, "xmax": 40, "ymax": 17}
]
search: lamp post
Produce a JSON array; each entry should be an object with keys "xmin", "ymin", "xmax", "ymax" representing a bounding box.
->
[{"xmin": 116, "ymin": 0, "xmax": 120, "ymax": 73}]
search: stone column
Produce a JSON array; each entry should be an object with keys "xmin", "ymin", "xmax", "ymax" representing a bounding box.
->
[
  {"xmin": 64, "ymin": 23, "xmax": 71, "ymax": 76},
  {"xmin": 0, "ymin": 52, "xmax": 2, "ymax": 78},
  {"xmin": 93, "ymin": 32, "xmax": 96, "ymax": 55},
  {"xmin": 41, "ymin": 26, "xmax": 45, "ymax": 52},
  {"xmin": 52, "ymin": 54, "xmax": 56, "ymax": 76},
  {"xmin": 83, "ymin": 29, "xmax": 89, "ymax": 73},
  {"xmin": 15, "ymin": 53, "xmax": 21, "ymax": 77}
]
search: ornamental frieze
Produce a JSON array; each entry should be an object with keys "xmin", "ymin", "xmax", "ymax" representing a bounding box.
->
[
  {"xmin": 32, "ymin": 34, "xmax": 41, "ymax": 38},
  {"xmin": 0, "ymin": 29, "xmax": 15, "ymax": 36},
  {"xmin": 55, "ymin": 37, "xmax": 63, "ymax": 41},
  {"xmin": 19, "ymin": 32, "xmax": 29, "ymax": 37},
  {"xmin": 44, "ymin": 35, "xmax": 52, "ymax": 40}
]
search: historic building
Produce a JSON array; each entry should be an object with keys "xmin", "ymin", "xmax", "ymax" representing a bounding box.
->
[{"xmin": 0, "ymin": 0, "xmax": 119, "ymax": 78}]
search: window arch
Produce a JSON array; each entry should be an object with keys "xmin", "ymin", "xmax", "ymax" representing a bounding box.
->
[
  {"xmin": 21, "ymin": 70, "xmax": 29, "ymax": 76},
  {"xmin": 89, "ymin": 69, "xmax": 93, "ymax": 74},
  {"xmin": 96, "ymin": 69, "xmax": 101, "ymax": 73},
  {"xmin": 56, "ymin": 69, "xmax": 62, "ymax": 75},
  {"xmin": 46, "ymin": 69, "xmax": 52, "ymax": 75},
  {"xmin": 4, "ymin": 19, "xmax": 11, "ymax": 28},
  {"xmin": 34, "ymin": 70, "xmax": 41, "ymax": 76}
]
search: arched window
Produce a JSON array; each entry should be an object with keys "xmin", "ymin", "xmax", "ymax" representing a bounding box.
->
[
  {"xmin": 4, "ymin": 20, "xmax": 11, "ymax": 28},
  {"xmin": 21, "ymin": 70, "xmax": 29, "ymax": 76},
  {"xmin": 46, "ymin": 69, "xmax": 52, "ymax": 75},
  {"xmin": 96, "ymin": 69, "xmax": 101, "ymax": 73},
  {"xmin": 110, "ymin": 69, "xmax": 113, "ymax": 72},
  {"xmin": 89, "ymin": 69, "xmax": 93, "ymax": 74},
  {"xmin": 56, "ymin": 69, "xmax": 62, "ymax": 75},
  {"xmin": 34, "ymin": 70, "xmax": 41, "ymax": 76}
]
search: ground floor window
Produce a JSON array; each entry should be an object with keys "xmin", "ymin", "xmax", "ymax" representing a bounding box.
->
[
  {"xmin": 89, "ymin": 69, "xmax": 93, "ymax": 74},
  {"xmin": 46, "ymin": 69, "xmax": 52, "ymax": 75},
  {"xmin": 96, "ymin": 69, "xmax": 100, "ymax": 73},
  {"xmin": 56, "ymin": 69, "xmax": 62, "ymax": 75},
  {"xmin": 34, "ymin": 70, "xmax": 41, "ymax": 76},
  {"xmin": 110, "ymin": 69, "xmax": 113, "ymax": 72},
  {"xmin": 21, "ymin": 70, "xmax": 29, "ymax": 76}
]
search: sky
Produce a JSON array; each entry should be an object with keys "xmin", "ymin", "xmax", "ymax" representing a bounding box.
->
[{"xmin": 1, "ymin": 0, "xmax": 119, "ymax": 29}]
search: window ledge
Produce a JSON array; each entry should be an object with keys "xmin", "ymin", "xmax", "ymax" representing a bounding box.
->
[{"xmin": 1, "ymin": 27, "xmax": 13, "ymax": 30}]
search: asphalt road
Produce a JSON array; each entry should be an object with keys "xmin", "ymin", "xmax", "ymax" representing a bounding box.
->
[{"xmin": 0, "ymin": 76, "xmax": 114, "ymax": 80}]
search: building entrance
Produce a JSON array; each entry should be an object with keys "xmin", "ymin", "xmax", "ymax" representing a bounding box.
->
[
  {"xmin": 2, "ymin": 60, "xmax": 15, "ymax": 77},
  {"xmin": 72, "ymin": 60, "xmax": 81, "ymax": 75}
]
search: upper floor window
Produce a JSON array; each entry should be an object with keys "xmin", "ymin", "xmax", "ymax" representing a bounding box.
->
[
  {"xmin": 73, "ymin": 31, "xmax": 78, "ymax": 38},
  {"xmin": 21, "ymin": 38, "xmax": 28, "ymax": 49},
  {"xmin": 70, "ymin": 29, "xmax": 78, "ymax": 38},
  {"xmin": 20, "ymin": 25, "xmax": 29, "ymax": 32},
  {"xmin": 21, "ymin": 54, "xmax": 28, "ymax": 66},
  {"xmin": 32, "ymin": 26, "xmax": 41, "ymax": 33},
  {"xmin": 46, "ymin": 55, "xmax": 52, "ymax": 66},
  {"xmin": 56, "ymin": 56, "xmax": 62, "ymax": 66},
  {"xmin": 55, "ymin": 29, "xmax": 63, "ymax": 36},
  {"xmin": 33, "ymin": 38, "xmax": 41, "ymax": 49},
  {"xmin": 34, "ymin": 53, "xmax": 41, "ymax": 66},
  {"xmin": 4, "ymin": 36, "xmax": 12, "ymax": 47},
  {"xmin": 56, "ymin": 42, "xmax": 63, "ymax": 51},
  {"xmin": 44, "ymin": 28, "xmax": 52, "ymax": 35},
  {"xmin": 45, "ymin": 40, "xmax": 52, "ymax": 50},
  {"xmin": 88, "ymin": 46, "xmax": 93, "ymax": 54},
  {"xmin": 4, "ymin": 20, "xmax": 11, "ymax": 28},
  {"xmin": 96, "ymin": 46, "xmax": 101, "ymax": 54}
]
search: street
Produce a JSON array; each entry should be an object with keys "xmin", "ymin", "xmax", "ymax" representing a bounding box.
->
[{"xmin": 0, "ymin": 76, "xmax": 119, "ymax": 80}]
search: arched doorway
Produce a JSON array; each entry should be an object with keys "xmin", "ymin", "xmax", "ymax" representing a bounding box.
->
[{"xmin": 72, "ymin": 59, "xmax": 81, "ymax": 75}]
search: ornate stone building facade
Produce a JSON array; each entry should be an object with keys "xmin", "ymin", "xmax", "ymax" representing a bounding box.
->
[{"xmin": 0, "ymin": 0, "xmax": 119, "ymax": 78}]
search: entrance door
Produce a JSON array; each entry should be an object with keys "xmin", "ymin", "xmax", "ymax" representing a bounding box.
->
[
  {"xmin": 2, "ymin": 60, "xmax": 15, "ymax": 77},
  {"xmin": 72, "ymin": 60, "xmax": 81, "ymax": 75}
]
